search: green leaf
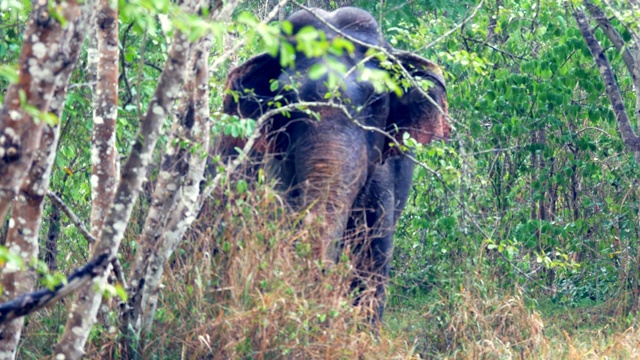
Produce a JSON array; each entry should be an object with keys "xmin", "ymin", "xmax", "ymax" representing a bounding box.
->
[
  {"xmin": 308, "ymin": 64, "xmax": 327, "ymax": 80},
  {"xmin": 0, "ymin": 64, "xmax": 18, "ymax": 83},
  {"xmin": 269, "ymin": 80, "xmax": 280, "ymax": 92},
  {"xmin": 281, "ymin": 20, "xmax": 293, "ymax": 35}
]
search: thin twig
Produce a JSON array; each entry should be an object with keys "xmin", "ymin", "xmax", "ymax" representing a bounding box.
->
[
  {"xmin": 419, "ymin": 0, "xmax": 485, "ymax": 51},
  {"xmin": 47, "ymin": 191, "xmax": 96, "ymax": 244},
  {"xmin": 575, "ymin": 126, "xmax": 614, "ymax": 138},
  {"xmin": 461, "ymin": 35, "xmax": 526, "ymax": 61},
  {"xmin": 210, "ymin": 0, "xmax": 287, "ymax": 71},
  {"xmin": 144, "ymin": 61, "xmax": 163, "ymax": 72},
  {"xmin": 46, "ymin": 191, "xmax": 127, "ymax": 288}
]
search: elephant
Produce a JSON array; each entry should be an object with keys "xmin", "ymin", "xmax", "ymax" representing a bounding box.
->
[{"xmin": 218, "ymin": 6, "xmax": 450, "ymax": 322}]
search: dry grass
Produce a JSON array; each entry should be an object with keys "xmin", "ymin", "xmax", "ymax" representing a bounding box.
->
[
  {"xmin": 388, "ymin": 281, "xmax": 546, "ymax": 358},
  {"xmin": 15, "ymin": 179, "xmax": 640, "ymax": 359},
  {"xmin": 388, "ymin": 282, "xmax": 640, "ymax": 359},
  {"xmin": 141, "ymin": 180, "xmax": 419, "ymax": 359}
]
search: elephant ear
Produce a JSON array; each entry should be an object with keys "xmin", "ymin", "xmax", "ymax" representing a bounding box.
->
[
  {"xmin": 386, "ymin": 52, "xmax": 450, "ymax": 156},
  {"xmin": 219, "ymin": 53, "xmax": 282, "ymax": 157},
  {"xmin": 223, "ymin": 53, "xmax": 282, "ymax": 118}
]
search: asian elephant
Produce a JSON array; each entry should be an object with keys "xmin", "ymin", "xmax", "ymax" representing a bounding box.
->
[{"xmin": 218, "ymin": 7, "xmax": 450, "ymax": 321}]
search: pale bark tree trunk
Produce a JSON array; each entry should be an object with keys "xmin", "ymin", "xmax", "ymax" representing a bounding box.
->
[
  {"xmin": 53, "ymin": 1, "xmax": 198, "ymax": 357},
  {"xmin": 573, "ymin": 4, "xmax": 640, "ymax": 162},
  {"xmin": 0, "ymin": 2, "xmax": 96, "ymax": 357},
  {"xmin": 92, "ymin": 0, "xmax": 121, "ymax": 343},
  {"xmin": 0, "ymin": 1, "xmax": 95, "ymax": 223},
  {"xmin": 124, "ymin": 0, "xmax": 240, "ymax": 347},
  {"xmin": 279, "ymin": 0, "xmax": 287, "ymax": 21},
  {"xmin": 88, "ymin": 1, "xmax": 120, "ymax": 239},
  {"xmin": 141, "ymin": 33, "xmax": 213, "ymax": 334},
  {"xmin": 583, "ymin": 1, "xmax": 640, "ymax": 135},
  {"xmin": 0, "ymin": 121, "xmax": 60, "ymax": 360}
]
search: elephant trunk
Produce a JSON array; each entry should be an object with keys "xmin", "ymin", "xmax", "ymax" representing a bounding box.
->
[{"xmin": 293, "ymin": 118, "xmax": 368, "ymax": 264}]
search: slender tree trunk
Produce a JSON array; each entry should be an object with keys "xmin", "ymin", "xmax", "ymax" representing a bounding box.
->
[
  {"xmin": 92, "ymin": 0, "xmax": 121, "ymax": 344},
  {"xmin": 90, "ymin": 0, "xmax": 120, "ymax": 255},
  {"xmin": 530, "ymin": 132, "xmax": 538, "ymax": 221},
  {"xmin": 0, "ymin": 1, "xmax": 95, "ymax": 223},
  {"xmin": 0, "ymin": 2, "xmax": 96, "ymax": 357},
  {"xmin": 0, "ymin": 125, "xmax": 61, "ymax": 359},
  {"xmin": 0, "ymin": 219, "xmax": 7, "ymax": 246},
  {"xmin": 487, "ymin": 0, "xmax": 503, "ymax": 44},
  {"xmin": 635, "ymin": 214, "xmax": 640, "ymax": 312},
  {"xmin": 0, "ymin": 42, "xmax": 81, "ymax": 360},
  {"xmin": 279, "ymin": 1, "xmax": 287, "ymax": 21},
  {"xmin": 538, "ymin": 128, "xmax": 546, "ymax": 223},
  {"xmin": 44, "ymin": 200, "xmax": 60, "ymax": 272},
  {"xmin": 53, "ymin": 1, "xmax": 197, "ymax": 357},
  {"xmin": 141, "ymin": 32, "xmax": 212, "ymax": 332},
  {"xmin": 124, "ymin": 0, "xmax": 240, "ymax": 348},
  {"xmin": 573, "ymin": 4, "xmax": 640, "ymax": 161},
  {"xmin": 583, "ymin": 1, "xmax": 640, "ymax": 133}
]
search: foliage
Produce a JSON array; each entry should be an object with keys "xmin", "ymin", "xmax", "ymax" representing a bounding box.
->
[
  {"xmin": 2, "ymin": 0, "xmax": 640, "ymax": 358},
  {"xmin": 392, "ymin": 0, "xmax": 640, "ymax": 314}
]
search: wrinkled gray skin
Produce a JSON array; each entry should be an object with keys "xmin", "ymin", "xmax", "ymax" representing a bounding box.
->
[{"xmin": 219, "ymin": 7, "xmax": 450, "ymax": 322}]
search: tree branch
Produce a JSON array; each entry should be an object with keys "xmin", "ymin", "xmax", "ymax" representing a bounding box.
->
[
  {"xmin": 47, "ymin": 191, "xmax": 127, "ymax": 288},
  {"xmin": 47, "ymin": 191, "xmax": 96, "ymax": 244},
  {"xmin": 584, "ymin": 1, "xmax": 638, "ymax": 87},
  {"xmin": 572, "ymin": 5, "xmax": 640, "ymax": 160},
  {"xmin": 0, "ymin": 252, "xmax": 111, "ymax": 324}
]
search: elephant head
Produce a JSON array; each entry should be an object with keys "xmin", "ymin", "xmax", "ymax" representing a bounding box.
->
[{"xmin": 220, "ymin": 7, "xmax": 450, "ymax": 264}]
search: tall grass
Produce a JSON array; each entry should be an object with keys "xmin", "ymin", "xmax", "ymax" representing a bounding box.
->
[
  {"xmin": 131, "ymin": 179, "xmax": 417, "ymax": 359},
  {"xmin": 15, "ymin": 178, "xmax": 640, "ymax": 359}
]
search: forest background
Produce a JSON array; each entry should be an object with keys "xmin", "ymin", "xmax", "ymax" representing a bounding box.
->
[{"xmin": 1, "ymin": 0, "xmax": 640, "ymax": 358}]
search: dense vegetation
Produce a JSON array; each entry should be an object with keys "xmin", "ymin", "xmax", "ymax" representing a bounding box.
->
[{"xmin": 1, "ymin": 0, "xmax": 640, "ymax": 358}]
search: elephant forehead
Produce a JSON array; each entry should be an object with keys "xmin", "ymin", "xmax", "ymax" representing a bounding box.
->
[{"xmin": 287, "ymin": 7, "xmax": 383, "ymax": 46}]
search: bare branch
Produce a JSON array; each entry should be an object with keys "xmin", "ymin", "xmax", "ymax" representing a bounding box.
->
[
  {"xmin": 419, "ymin": 0, "xmax": 485, "ymax": 52},
  {"xmin": 47, "ymin": 191, "xmax": 96, "ymax": 244},
  {"xmin": 0, "ymin": 253, "xmax": 111, "ymax": 324},
  {"xmin": 584, "ymin": 1, "xmax": 638, "ymax": 87},
  {"xmin": 47, "ymin": 190, "xmax": 127, "ymax": 287},
  {"xmin": 573, "ymin": 5, "xmax": 640, "ymax": 161}
]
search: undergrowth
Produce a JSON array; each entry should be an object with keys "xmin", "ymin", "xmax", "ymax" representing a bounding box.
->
[
  {"xmin": 138, "ymin": 179, "xmax": 419, "ymax": 359},
  {"xmin": 15, "ymin": 179, "xmax": 640, "ymax": 359}
]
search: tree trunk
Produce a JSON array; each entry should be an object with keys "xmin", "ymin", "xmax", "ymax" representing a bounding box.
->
[
  {"xmin": 53, "ymin": 1, "xmax": 197, "ymax": 358},
  {"xmin": 124, "ymin": 0, "xmax": 241, "ymax": 349},
  {"xmin": 90, "ymin": 0, "xmax": 119, "ymax": 240},
  {"xmin": 44, "ymin": 200, "xmax": 60, "ymax": 272},
  {"xmin": 0, "ymin": 1, "xmax": 96, "ymax": 357},
  {"xmin": 139, "ymin": 39, "xmax": 211, "ymax": 338},
  {"xmin": 0, "ymin": 124, "xmax": 61, "ymax": 359},
  {"xmin": 583, "ymin": 1, "xmax": 640, "ymax": 133},
  {"xmin": 573, "ymin": 4, "xmax": 640, "ymax": 161},
  {"xmin": 0, "ymin": 0, "xmax": 95, "ymax": 230}
]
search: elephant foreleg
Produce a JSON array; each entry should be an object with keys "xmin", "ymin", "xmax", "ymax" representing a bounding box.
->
[{"xmin": 348, "ymin": 164, "xmax": 395, "ymax": 323}]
